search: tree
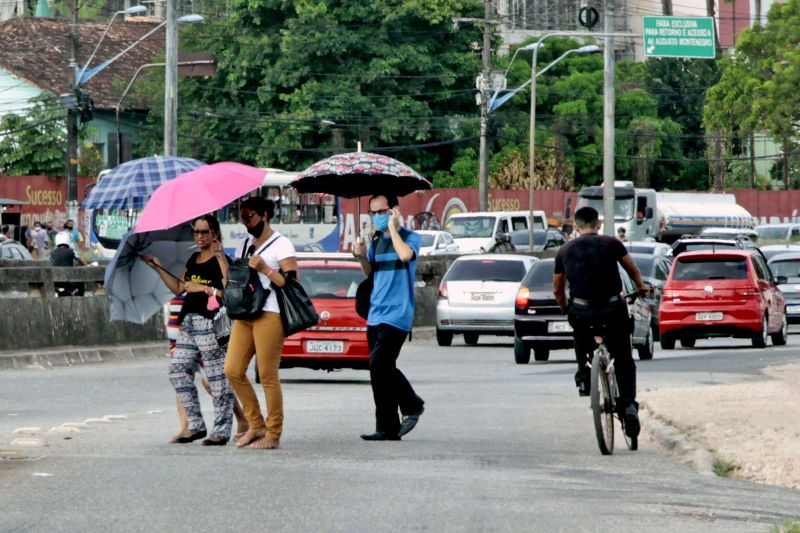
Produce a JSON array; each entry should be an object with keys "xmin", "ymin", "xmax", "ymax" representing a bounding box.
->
[
  {"xmin": 130, "ymin": 0, "xmax": 483, "ymax": 179},
  {"xmin": 0, "ymin": 95, "xmax": 67, "ymax": 176}
]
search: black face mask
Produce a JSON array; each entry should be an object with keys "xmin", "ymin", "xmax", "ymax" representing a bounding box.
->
[{"xmin": 246, "ymin": 220, "xmax": 264, "ymax": 237}]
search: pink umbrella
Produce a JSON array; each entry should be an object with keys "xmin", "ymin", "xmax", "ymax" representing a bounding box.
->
[{"xmin": 134, "ymin": 162, "xmax": 266, "ymax": 233}]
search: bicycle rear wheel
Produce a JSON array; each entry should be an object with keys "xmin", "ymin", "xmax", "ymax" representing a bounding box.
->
[{"xmin": 591, "ymin": 351, "xmax": 614, "ymax": 455}]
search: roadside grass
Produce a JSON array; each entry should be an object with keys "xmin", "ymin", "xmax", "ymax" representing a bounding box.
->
[
  {"xmin": 772, "ymin": 520, "xmax": 800, "ymax": 533},
  {"xmin": 712, "ymin": 457, "xmax": 738, "ymax": 478}
]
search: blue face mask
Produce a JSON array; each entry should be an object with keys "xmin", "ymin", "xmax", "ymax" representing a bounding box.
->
[{"xmin": 372, "ymin": 213, "xmax": 390, "ymax": 232}]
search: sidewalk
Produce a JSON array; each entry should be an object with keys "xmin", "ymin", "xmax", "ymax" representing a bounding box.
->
[
  {"xmin": 641, "ymin": 361, "xmax": 800, "ymax": 490},
  {"xmin": 0, "ymin": 342, "xmax": 167, "ymax": 370}
]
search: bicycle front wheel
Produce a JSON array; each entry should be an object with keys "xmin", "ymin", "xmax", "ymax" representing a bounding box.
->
[{"xmin": 591, "ymin": 351, "xmax": 614, "ymax": 455}]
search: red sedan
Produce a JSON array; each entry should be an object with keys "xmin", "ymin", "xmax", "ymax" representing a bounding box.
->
[{"xmin": 281, "ymin": 256, "xmax": 369, "ymax": 370}]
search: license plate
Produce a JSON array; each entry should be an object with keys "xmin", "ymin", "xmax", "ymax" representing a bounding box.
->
[
  {"xmin": 306, "ymin": 340, "xmax": 344, "ymax": 353},
  {"xmin": 787, "ymin": 305, "xmax": 800, "ymax": 314},
  {"xmin": 470, "ymin": 292, "xmax": 495, "ymax": 302},
  {"xmin": 548, "ymin": 321, "xmax": 573, "ymax": 333},
  {"xmin": 696, "ymin": 312, "xmax": 723, "ymax": 321}
]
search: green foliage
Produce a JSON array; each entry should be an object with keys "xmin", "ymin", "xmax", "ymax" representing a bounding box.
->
[
  {"xmin": 704, "ymin": 0, "xmax": 800, "ymax": 188},
  {"xmin": 130, "ymin": 0, "xmax": 484, "ymax": 177},
  {"xmin": 773, "ymin": 520, "xmax": 800, "ymax": 533},
  {"xmin": 712, "ymin": 457, "xmax": 738, "ymax": 478},
  {"xmin": 0, "ymin": 95, "xmax": 67, "ymax": 176}
]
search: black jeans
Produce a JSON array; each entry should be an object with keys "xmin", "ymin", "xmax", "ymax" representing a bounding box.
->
[
  {"xmin": 567, "ymin": 300, "xmax": 637, "ymax": 407},
  {"xmin": 367, "ymin": 323, "xmax": 424, "ymax": 436}
]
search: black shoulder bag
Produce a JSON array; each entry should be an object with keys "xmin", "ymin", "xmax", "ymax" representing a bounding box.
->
[
  {"xmin": 271, "ymin": 237, "xmax": 320, "ymax": 336},
  {"xmin": 355, "ymin": 233, "xmax": 382, "ymax": 320}
]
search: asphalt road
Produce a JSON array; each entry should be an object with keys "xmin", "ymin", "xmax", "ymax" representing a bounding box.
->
[{"xmin": 2, "ymin": 335, "xmax": 800, "ymax": 532}]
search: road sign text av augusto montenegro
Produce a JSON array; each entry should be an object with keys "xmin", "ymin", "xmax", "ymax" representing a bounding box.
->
[{"xmin": 642, "ymin": 16, "xmax": 716, "ymax": 59}]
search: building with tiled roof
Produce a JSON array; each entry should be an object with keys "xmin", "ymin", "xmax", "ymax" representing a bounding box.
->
[{"xmin": 0, "ymin": 16, "xmax": 165, "ymax": 166}]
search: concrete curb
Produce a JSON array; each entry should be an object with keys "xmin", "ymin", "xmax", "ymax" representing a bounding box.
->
[
  {"xmin": 641, "ymin": 407, "xmax": 716, "ymax": 476},
  {"xmin": 0, "ymin": 342, "xmax": 167, "ymax": 371}
]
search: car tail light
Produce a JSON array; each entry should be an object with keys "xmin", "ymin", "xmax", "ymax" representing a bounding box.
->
[
  {"xmin": 438, "ymin": 280, "xmax": 448, "ymax": 300},
  {"xmin": 515, "ymin": 286, "xmax": 530, "ymax": 309},
  {"xmin": 737, "ymin": 287, "xmax": 760, "ymax": 297}
]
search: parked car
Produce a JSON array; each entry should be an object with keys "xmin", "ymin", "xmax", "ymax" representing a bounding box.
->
[
  {"xmin": 280, "ymin": 257, "xmax": 369, "ymax": 370},
  {"xmin": 0, "ymin": 240, "xmax": 33, "ymax": 260},
  {"xmin": 417, "ymin": 230, "xmax": 459, "ymax": 256},
  {"xmin": 756, "ymin": 223, "xmax": 800, "ymax": 245},
  {"xmin": 436, "ymin": 254, "xmax": 538, "ymax": 346},
  {"xmin": 509, "ymin": 228, "xmax": 567, "ymax": 253},
  {"xmin": 512, "ymin": 259, "xmax": 654, "ymax": 364},
  {"xmin": 767, "ymin": 252, "xmax": 800, "ymax": 324},
  {"xmin": 630, "ymin": 252, "xmax": 672, "ymax": 340},
  {"xmin": 623, "ymin": 241, "xmax": 672, "ymax": 257},
  {"xmin": 761, "ymin": 244, "xmax": 800, "ymax": 261},
  {"xmin": 659, "ymin": 250, "xmax": 787, "ymax": 349}
]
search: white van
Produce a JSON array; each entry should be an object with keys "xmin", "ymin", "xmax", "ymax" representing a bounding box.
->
[{"xmin": 445, "ymin": 210, "xmax": 548, "ymax": 253}]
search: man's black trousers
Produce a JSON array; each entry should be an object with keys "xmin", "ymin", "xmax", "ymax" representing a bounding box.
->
[
  {"xmin": 367, "ymin": 323, "xmax": 424, "ymax": 436},
  {"xmin": 567, "ymin": 300, "xmax": 637, "ymax": 407}
]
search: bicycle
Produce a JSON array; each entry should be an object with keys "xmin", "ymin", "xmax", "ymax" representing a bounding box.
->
[{"xmin": 588, "ymin": 292, "xmax": 642, "ymax": 456}]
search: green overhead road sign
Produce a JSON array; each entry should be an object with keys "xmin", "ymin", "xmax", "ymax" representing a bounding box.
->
[{"xmin": 642, "ymin": 16, "xmax": 716, "ymax": 59}]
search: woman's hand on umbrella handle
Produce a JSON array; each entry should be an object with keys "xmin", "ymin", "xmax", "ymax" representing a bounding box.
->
[
  {"xmin": 212, "ymin": 239, "xmax": 225, "ymax": 258},
  {"xmin": 141, "ymin": 254, "xmax": 160, "ymax": 268},
  {"xmin": 248, "ymin": 255, "xmax": 267, "ymax": 273}
]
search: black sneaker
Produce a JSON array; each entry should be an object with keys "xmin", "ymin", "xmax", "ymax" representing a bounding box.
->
[
  {"xmin": 577, "ymin": 379, "xmax": 590, "ymax": 397},
  {"xmin": 624, "ymin": 404, "xmax": 640, "ymax": 438}
]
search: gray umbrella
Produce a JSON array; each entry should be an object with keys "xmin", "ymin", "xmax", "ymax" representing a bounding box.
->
[{"xmin": 104, "ymin": 224, "xmax": 195, "ymax": 324}]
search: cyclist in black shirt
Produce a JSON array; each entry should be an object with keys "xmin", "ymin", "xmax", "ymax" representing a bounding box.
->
[{"xmin": 553, "ymin": 207, "xmax": 648, "ymax": 439}]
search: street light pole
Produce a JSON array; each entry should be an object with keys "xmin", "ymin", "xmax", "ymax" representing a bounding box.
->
[
  {"xmin": 602, "ymin": 0, "xmax": 617, "ymax": 236},
  {"xmin": 66, "ymin": 0, "xmax": 79, "ymax": 211},
  {"xmin": 478, "ymin": 0, "xmax": 492, "ymax": 212},
  {"xmin": 164, "ymin": 0, "xmax": 178, "ymax": 157},
  {"xmin": 526, "ymin": 31, "xmax": 636, "ymax": 249}
]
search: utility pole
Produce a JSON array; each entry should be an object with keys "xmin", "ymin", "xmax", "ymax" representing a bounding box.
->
[
  {"xmin": 478, "ymin": 0, "xmax": 491, "ymax": 212},
  {"xmin": 164, "ymin": 0, "xmax": 178, "ymax": 156},
  {"xmin": 602, "ymin": 0, "xmax": 616, "ymax": 236},
  {"xmin": 66, "ymin": 0, "xmax": 79, "ymax": 212}
]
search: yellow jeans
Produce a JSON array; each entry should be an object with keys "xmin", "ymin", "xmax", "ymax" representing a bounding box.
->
[{"xmin": 224, "ymin": 312, "xmax": 285, "ymax": 439}]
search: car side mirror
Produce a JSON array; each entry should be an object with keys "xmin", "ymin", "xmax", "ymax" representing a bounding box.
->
[{"xmin": 776, "ymin": 275, "xmax": 788, "ymax": 285}]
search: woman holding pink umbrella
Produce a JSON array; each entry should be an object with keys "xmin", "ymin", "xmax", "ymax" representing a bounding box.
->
[{"xmin": 143, "ymin": 214, "xmax": 235, "ymax": 445}]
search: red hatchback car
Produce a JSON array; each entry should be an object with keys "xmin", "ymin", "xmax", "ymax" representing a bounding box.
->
[
  {"xmin": 659, "ymin": 250, "xmax": 788, "ymax": 349},
  {"xmin": 280, "ymin": 257, "xmax": 369, "ymax": 370}
]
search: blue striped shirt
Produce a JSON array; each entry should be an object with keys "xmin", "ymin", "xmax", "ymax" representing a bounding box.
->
[{"xmin": 367, "ymin": 228, "xmax": 421, "ymax": 331}]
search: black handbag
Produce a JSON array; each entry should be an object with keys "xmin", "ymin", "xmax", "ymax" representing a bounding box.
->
[{"xmin": 273, "ymin": 276, "xmax": 320, "ymax": 336}]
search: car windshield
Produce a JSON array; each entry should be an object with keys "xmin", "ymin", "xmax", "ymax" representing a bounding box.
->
[
  {"xmin": 580, "ymin": 197, "xmax": 634, "ymax": 221},
  {"xmin": 633, "ymin": 256, "xmax": 654, "ymax": 276},
  {"xmin": 521, "ymin": 261, "xmax": 555, "ymax": 290},
  {"xmin": 298, "ymin": 267, "xmax": 365, "ymax": 299},
  {"xmin": 446, "ymin": 259, "xmax": 527, "ymax": 282},
  {"xmin": 446, "ymin": 217, "xmax": 495, "ymax": 239},
  {"xmin": 419, "ymin": 234, "xmax": 435, "ymax": 247},
  {"xmin": 768, "ymin": 259, "xmax": 800, "ymax": 281},
  {"xmin": 673, "ymin": 258, "xmax": 748, "ymax": 280},
  {"xmin": 678, "ymin": 242, "xmax": 738, "ymax": 254},
  {"xmin": 757, "ymin": 226, "xmax": 789, "ymax": 240}
]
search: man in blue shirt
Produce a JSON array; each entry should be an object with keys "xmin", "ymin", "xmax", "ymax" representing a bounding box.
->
[{"xmin": 353, "ymin": 193, "xmax": 425, "ymax": 441}]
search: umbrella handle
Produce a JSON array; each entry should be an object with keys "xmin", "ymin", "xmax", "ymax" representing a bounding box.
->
[{"xmin": 138, "ymin": 252, "xmax": 181, "ymax": 281}]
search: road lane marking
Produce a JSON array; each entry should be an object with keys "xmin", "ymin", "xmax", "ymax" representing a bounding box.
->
[
  {"xmin": 10, "ymin": 438, "xmax": 46, "ymax": 447},
  {"xmin": 12, "ymin": 427, "xmax": 42, "ymax": 436}
]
